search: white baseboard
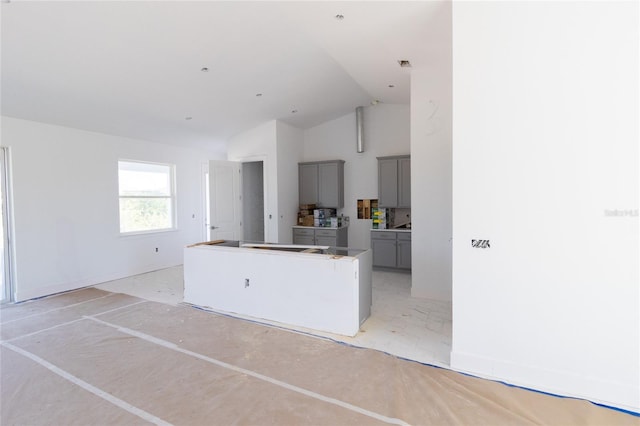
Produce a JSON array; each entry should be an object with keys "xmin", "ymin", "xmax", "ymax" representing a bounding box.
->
[
  {"xmin": 450, "ymin": 350, "xmax": 640, "ymax": 414},
  {"xmin": 13, "ymin": 263, "xmax": 181, "ymax": 302}
]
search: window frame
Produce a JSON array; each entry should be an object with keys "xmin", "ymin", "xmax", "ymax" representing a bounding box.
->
[{"xmin": 117, "ymin": 159, "xmax": 177, "ymax": 236}]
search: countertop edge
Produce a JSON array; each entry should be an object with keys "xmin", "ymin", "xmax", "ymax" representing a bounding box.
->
[{"xmin": 292, "ymin": 225, "xmax": 350, "ymax": 229}]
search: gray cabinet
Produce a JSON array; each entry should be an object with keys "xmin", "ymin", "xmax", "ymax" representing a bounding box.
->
[
  {"xmin": 292, "ymin": 228, "xmax": 315, "ymax": 245},
  {"xmin": 397, "ymin": 232, "xmax": 412, "ymax": 269},
  {"xmin": 377, "ymin": 155, "xmax": 410, "ymax": 208},
  {"xmin": 371, "ymin": 231, "xmax": 411, "ymax": 269},
  {"xmin": 293, "ymin": 227, "xmax": 348, "ymax": 247},
  {"xmin": 299, "ymin": 160, "xmax": 345, "ymax": 208},
  {"xmin": 298, "ymin": 164, "xmax": 318, "ymax": 205},
  {"xmin": 398, "ymin": 157, "xmax": 411, "ymax": 208}
]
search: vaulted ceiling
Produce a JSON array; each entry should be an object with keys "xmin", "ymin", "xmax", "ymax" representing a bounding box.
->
[{"xmin": 1, "ymin": 1, "xmax": 450, "ymax": 154}]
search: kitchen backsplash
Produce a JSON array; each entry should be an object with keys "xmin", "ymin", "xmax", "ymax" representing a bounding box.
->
[{"xmin": 372, "ymin": 207, "xmax": 411, "ymax": 229}]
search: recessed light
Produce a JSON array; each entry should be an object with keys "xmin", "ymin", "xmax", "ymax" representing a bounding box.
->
[
  {"xmin": 185, "ymin": 117, "xmax": 193, "ymax": 120},
  {"xmin": 201, "ymin": 67, "xmax": 209, "ymax": 72},
  {"xmin": 370, "ymin": 100, "xmax": 380, "ymax": 106},
  {"xmin": 398, "ymin": 60, "xmax": 412, "ymax": 68},
  {"xmin": 291, "ymin": 109, "xmax": 298, "ymax": 114},
  {"xmin": 335, "ymin": 14, "xmax": 344, "ymax": 20}
]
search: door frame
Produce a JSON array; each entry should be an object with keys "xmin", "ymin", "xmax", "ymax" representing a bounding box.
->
[
  {"xmin": 235, "ymin": 155, "xmax": 268, "ymax": 242},
  {"xmin": 203, "ymin": 156, "xmax": 269, "ymax": 242},
  {"xmin": 1, "ymin": 147, "xmax": 15, "ymax": 303}
]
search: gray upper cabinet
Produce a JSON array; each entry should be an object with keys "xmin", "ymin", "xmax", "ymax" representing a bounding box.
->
[
  {"xmin": 377, "ymin": 155, "xmax": 410, "ymax": 208},
  {"xmin": 398, "ymin": 157, "xmax": 411, "ymax": 208},
  {"xmin": 299, "ymin": 160, "xmax": 344, "ymax": 208},
  {"xmin": 377, "ymin": 159, "xmax": 398, "ymax": 208},
  {"xmin": 298, "ymin": 164, "xmax": 319, "ymax": 205}
]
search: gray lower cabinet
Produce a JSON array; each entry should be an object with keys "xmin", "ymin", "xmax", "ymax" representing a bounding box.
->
[
  {"xmin": 396, "ymin": 232, "xmax": 412, "ymax": 269},
  {"xmin": 293, "ymin": 227, "xmax": 348, "ymax": 247},
  {"xmin": 371, "ymin": 231, "xmax": 411, "ymax": 269},
  {"xmin": 292, "ymin": 228, "xmax": 315, "ymax": 245}
]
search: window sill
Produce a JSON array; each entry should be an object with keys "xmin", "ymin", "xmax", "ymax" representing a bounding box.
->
[{"xmin": 119, "ymin": 228, "xmax": 179, "ymax": 238}]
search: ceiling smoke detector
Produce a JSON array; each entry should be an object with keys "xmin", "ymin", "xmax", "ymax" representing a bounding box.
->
[{"xmin": 397, "ymin": 60, "xmax": 412, "ymax": 68}]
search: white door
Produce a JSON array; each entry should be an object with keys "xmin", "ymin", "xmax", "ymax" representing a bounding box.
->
[{"xmin": 209, "ymin": 160, "xmax": 242, "ymax": 241}]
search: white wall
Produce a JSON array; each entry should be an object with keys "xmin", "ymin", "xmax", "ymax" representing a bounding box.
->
[
  {"xmin": 227, "ymin": 121, "xmax": 278, "ymax": 242},
  {"xmin": 410, "ymin": 65, "xmax": 453, "ymax": 301},
  {"xmin": 228, "ymin": 120, "xmax": 303, "ymax": 244},
  {"xmin": 1, "ymin": 116, "xmax": 216, "ymax": 301},
  {"xmin": 276, "ymin": 121, "xmax": 303, "ymax": 244},
  {"xmin": 303, "ymin": 104, "xmax": 410, "ymax": 250},
  {"xmin": 451, "ymin": 1, "xmax": 639, "ymax": 412}
]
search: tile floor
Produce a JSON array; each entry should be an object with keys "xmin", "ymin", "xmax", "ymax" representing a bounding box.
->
[{"xmin": 96, "ymin": 266, "xmax": 453, "ymax": 367}]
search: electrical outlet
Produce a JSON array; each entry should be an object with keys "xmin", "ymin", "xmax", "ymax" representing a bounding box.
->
[
  {"xmin": 244, "ymin": 278, "xmax": 250, "ymax": 288},
  {"xmin": 155, "ymin": 247, "xmax": 159, "ymax": 252}
]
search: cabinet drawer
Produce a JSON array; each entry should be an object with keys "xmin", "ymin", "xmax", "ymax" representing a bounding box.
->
[
  {"xmin": 293, "ymin": 228, "xmax": 314, "ymax": 237},
  {"xmin": 397, "ymin": 232, "xmax": 411, "ymax": 241},
  {"xmin": 294, "ymin": 235, "xmax": 315, "ymax": 245},
  {"xmin": 315, "ymin": 229, "xmax": 337, "ymax": 237},
  {"xmin": 371, "ymin": 231, "xmax": 396, "ymax": 240}
]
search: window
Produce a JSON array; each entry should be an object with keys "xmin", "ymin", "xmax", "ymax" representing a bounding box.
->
[{"xmin": 118, "ymin": 160, "xmax": 176, "ymax": 234}]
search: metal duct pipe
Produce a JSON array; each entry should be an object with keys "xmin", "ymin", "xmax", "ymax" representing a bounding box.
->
[{"xmin": 356, "ymin": 106, "xmax": 364, "ymax": 153}]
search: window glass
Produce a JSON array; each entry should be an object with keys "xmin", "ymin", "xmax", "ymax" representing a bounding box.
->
[{"xmin": 118, "ymin": 161, "xmax": 175, "ymax": 233}]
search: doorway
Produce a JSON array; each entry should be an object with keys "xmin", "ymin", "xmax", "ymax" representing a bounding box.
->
[
  {"xmin": 242, "ymin": 161, "xmax": 264, "ymax": 242},
  {"xmin": 1, "ymin": 147, "xmax": 14, "ymax": 303},
  {"xmin": 204, "ymin": 160, "xmax": 266, "ymax": 242}
]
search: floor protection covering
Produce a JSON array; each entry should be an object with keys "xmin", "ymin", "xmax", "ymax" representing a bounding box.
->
[{"xmin": 1, "ymin": 289, "xmax": 637, "ymax": 426}]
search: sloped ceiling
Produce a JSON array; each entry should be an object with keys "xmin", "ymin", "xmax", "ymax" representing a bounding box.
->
[{"xmin": 1, "ymin": 1, "xmax": 449, "ymax": 154}]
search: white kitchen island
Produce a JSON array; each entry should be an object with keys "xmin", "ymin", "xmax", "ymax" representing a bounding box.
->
[{"xmin": 183, "ymin": 241, "xmax": 372, "ymax": 337}]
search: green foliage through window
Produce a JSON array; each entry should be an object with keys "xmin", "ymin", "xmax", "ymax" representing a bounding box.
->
[{"xmin": 118, "ymin": 161, "xmax": 175, "ymax": 233}]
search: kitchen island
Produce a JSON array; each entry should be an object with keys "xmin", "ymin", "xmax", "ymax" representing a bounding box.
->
[{"xmin": 184, "ymin": 241, "xmax": 372, "ymax": 337}]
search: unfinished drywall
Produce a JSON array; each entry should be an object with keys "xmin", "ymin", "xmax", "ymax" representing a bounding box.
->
[
  {"xmin": 409, "ymin": 1, "xmax": 453, "ymax": 302},
  {"xmin": 1, "ymin": 116, "xmax": 217, "ymax": 301},
  {"xmin": 227, "ymin": 120, "xmax": 303, "ymax": 244},
  {"xmin": 302, "ymin": 104, "xmax": 410, "ymax": 250},
  {"xmin": 275, "ymin": 121, "xmax": 304, "ymax": 244},
  {"xmin": 410, "ymin": 67, "xmax": 452, "ymax": 302},
  {"xmin": 451, "ymin": 1, "xmax": 639, "ymax": 412}
]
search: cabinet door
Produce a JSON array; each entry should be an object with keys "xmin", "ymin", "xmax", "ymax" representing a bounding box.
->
[
  {"xmin": 372, "ymin": 238, "xmax": 397, "ymax": 268},
  {"xmin": 378, "ymin": 159, "xmax": 398, "ymax": 207},
  {"xmin": 299, "ymin": 164, "xmax": 318, "ymax": 205},
  {"xmin": 315, "ymin": 236, "xmax": 337, "ymax": 247},
  {"xmin": 398, "ymin": 157, "xmax": 411, "ymax": 208},
  {"xmin": 397, "ymin": 239, "xmax": 412, "ymax": 269},
  {"xmin": 334, "ymin": 227, "xmax": 348, "ymax": 247},
  {"xmin": 318, "ymin": 162, "xmax": 344, "ymax": 208}
]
